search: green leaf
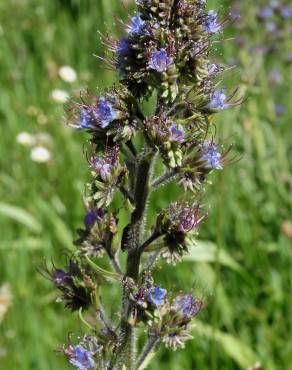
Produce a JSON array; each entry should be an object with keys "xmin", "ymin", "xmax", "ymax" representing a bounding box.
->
[
  {"xmin": 184, "ymin": 239, "xmax": 243, "ymax": 273},
  {"xmin": 0, "ymin": 202, "xmax": 42, "ymax": 233},
  {"xmin": 193, "ymin": 321, "xmax": 259, "ymax": 369},
  {"xmin": 0, "ymin": 237, "xmax": 49, "ymax": 251},
  {"xmin": 35, "ymin": 199, "xmax": 73, "ymax": 249}
]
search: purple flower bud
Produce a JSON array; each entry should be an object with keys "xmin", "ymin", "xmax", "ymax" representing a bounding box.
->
[
  {"xmin": 148, "ymin": 286, "xmax": 167, "ymax": 306},
  {"xmin": 149, "ymin": 49, "xmax": 173, "ymax": 72},
  {"xmin": 95, "ymin": 98, "xmax": 117, "ymax": 128},
  {"xmin": 201, "ymin": 141, "xmax": 223, "ymax": 170},
  {"xmin": 169, "ymin": 124, "xmax": 185, "ymax": 143},
  {"xmin": 84, "ymin": 209, "xmax": 103, "ymax": 229},
  {"xmin": 90, "ymin": 156, "xmax": 113, "ymax": 181},
  {"xmin": 66, "ymin": 345, "xmax": 95, "ymax": 370},
  {"xmin": 99, "ymin": 164, "xmax": 112, "ymax": 180},
  {"xmin": 208, "ymin": 88, "xmax": 228, "ymax": 110},
  {"xmin": 274, "ymin": 104, "xmax": 286, "ymax": 116},
  {"xmin": 52, "ymin": 269, "xmax": 68, "ymax": 285},
  {"xmin": 269, "ymin": 69, "xmax": 282, "ymax": 85},
  {"xmin": 270, "ymin": 1, "xmax": 279, "ymax": 10},
  {"xmin": 287, "ymin": 52, "xmax": 292, "ymax": 63},
  {"xmin": 127, "ymin": 15, "xmax": 145, "ymax": 34},
  {"xmin": 204, "ymin": 11, "xmax": 221, "ymax": 34}
]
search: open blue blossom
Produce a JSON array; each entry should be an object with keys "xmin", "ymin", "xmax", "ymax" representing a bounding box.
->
[
  {"xmin": 169, "ymin": 124, "xmax": 185, "ymax": 143},
  {"xmin": 116, "ymin": 38, "xmax": 131, "ymax": 72},
  {"xmin": 79, "ymin": 108, "xmax": 95, "ymax": 129},
  {"xmin": 266, "ymin": 22, "xmax": 277, "ymax": 33},
  {"xmin": 204, "ymin": 10, "xmax": 221, "ymax": 34},
  {"xmin": 257, "ymin": 7, "xmax": 273, "ymax": 19},
  {"xmin": 174, "ymin": 294, "xmax": 202, "ymax": 318},
  {"xmin": 68, "ymin": 345, "xmax": 95, "ymax": 370},
  {"xmin": 148, "ymin": 287, "xmax": 167, "ymax": 306},
  {"xmin": 127, "ymin": 15, "xmax": 145, "ymax": 34},
  {"xmin": 149, "ymin": 49, "xmax": 173, "ymax": 72},
  {"xmin": 280, "ymin": 6, "xmax": 292, "ymax": 19},
  {"xmin": 201, "ymin": 141, "xmax": 223, "ymax": 170},
  {"xmin": 95, "ymin": 98, "xmax": 117, "ymax": 128},
  {"xmin": 116, "ymin": 38, "xmax": 130, "ymax": 56},
  {"xmin": 208, "ymin": 88, "xmax": 228, "ymax": 110}
]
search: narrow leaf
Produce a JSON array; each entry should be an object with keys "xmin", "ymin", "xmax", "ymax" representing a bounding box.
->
[
  {"xmin": 184, "ymin": 239, "xmax": 243, "ymax": 273},
  {"xmin": 193, "ymin": 321, "xmax": 259, "ymax": 369},
  {"xmin": 0, "ymin": 202, "xmax": 42, "ymax": 233}
]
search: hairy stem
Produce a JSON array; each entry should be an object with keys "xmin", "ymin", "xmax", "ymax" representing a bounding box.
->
[
  {"xmin": 138, "ymin": 230, "xmax": 161, "ymax": 254},
  {"xmin": 151, "ymin": 169, "xmax": 177, "ymax": 190},
  {"xmin": 144, "ymin": 250, "xmax": 161, "ymax": 271},
  {"xmin": 135, "ymin": 336, "xmax": 160, "ymax": 370},
  {"xmin": 115, "ymin": 150, "xmax": 155, "ymax": 370},
  {"xmin": 106, "ymin": 250, "xmax": 123, "ymax": 275}
]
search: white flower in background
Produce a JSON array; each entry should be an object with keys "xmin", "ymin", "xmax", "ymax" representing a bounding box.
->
[
  {"xmin": 0, "ymin": 284, "xmax": 12, "ymax": 324},
  {"xmin": 59, "ymin": 65, "xmax": 77, "ymax": 83},
  {"xmin": 16, "ymin": 132, "xmax": 36, "ymax": 146},
  {"xmin": 51, "ymin": 89, "xmax": 69, "ymax": 103},
  {"xmin": 30, "ymin": 146, "xmax": 51, "ymax": 163}
]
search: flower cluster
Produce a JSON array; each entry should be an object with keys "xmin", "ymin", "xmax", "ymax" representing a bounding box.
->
[
  {"xmin": 156, "ymin": 202, "xmax": 205, "ymax": 264},
  {"xmin": 42, "ymin": 259, "xmax": 97, "ymax": 312},
  {"xmin": 45, "ymin": 1, "xmax": 238, "ymax": 369}
]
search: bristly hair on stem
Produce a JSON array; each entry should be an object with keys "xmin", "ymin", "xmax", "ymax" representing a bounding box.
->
[{"xmin": 42, "ymin": 1, "xmax": 240, "ymax": 369}]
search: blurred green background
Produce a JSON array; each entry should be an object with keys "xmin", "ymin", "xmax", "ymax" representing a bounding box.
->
[{"xmin": 0, "ymin": 0, "xmax": 291, "ymax": 369}]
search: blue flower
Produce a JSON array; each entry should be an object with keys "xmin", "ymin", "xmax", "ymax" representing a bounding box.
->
[
  {"xmin": 79, "ymin": 108, "xmax": 95, "ymax": 129},
  {"xmin": 149, "ymin": 49, "xmax": 173, "ymax": 73},
  {"xmin": 95, "ymin": 98, "xmax": 117, "ymax": 128},
  {"xmin": 174, "ymin": 294, "xmax": 202, "ymax": 318},
  {"xmin": 116, "ymin": 38, "xmax": 130, "ymax": 56},
  {"xmin": 68, "ymin": 345, "xmax": 95, "ymax": 370},
  {"xmin": 208, "ymin": 88, "xmax": 228, "ymax": 110},
  {"xmin": 204, "ymin": 11, "xmax": 221, "ymax": 34},
  {"xmin": 116, "ymin": 38, "xmax": 131, "ymax": 72},
  {"xmin": 201, "ymin": 141, "xmax": 223, "ymax": 170},
  {"xmin": 266, "ymin": 22, "xmax": 277, "ymax": 33},
  {"xmin": 280, "ymin": 6, "xmax": 292, "ymax": 19},
  {"xmin": 257, "ymin": 7, "xmax": 273, "ymax": 19},
  {"xmin": 148, "ymin": 286, "xmax": 167, "ymax": 306},
  {"xmin": 169, "ymin": 124, "xmax": 185, "ymax": 143},
  {"xmin": 127, "ymin": 15, "xmax": 145, "ymax": 34}
]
